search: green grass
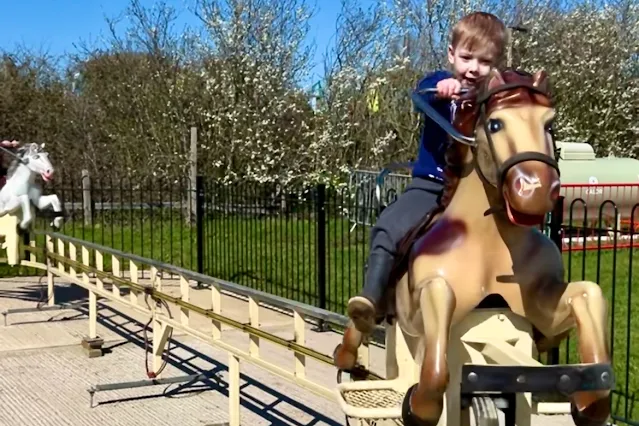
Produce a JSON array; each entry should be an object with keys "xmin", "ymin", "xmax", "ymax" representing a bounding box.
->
[{"xmin": 4, "ymin": 215, "xmax": 638, "ymax": 423}]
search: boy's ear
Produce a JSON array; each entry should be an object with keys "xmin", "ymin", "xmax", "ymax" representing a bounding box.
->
[{"xmin": 447, "ymin": 45, "xmax": 455, "ymax": 65}]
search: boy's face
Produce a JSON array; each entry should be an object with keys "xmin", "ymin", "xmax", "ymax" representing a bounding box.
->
[{"xmin": 448, "ymin": 44, "xmax": 496, "ymax": 89}]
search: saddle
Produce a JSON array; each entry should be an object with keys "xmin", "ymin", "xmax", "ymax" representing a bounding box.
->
[{"xmin": 376, "ymin": 203, "xmax": 445, "ymax": 322}]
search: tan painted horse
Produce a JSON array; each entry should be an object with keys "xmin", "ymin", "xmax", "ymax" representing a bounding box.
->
[{"xmin": 334, "ymin": 69, "xmax": 611, "ymax": 426}]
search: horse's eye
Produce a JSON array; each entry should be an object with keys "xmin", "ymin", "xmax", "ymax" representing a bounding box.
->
[
  {"xmin": 488, "ymin": 119, "xmax": 503, "ymax": 133},
  {"xmin": 545, "ymin": 122, "xmax": 554, "ymax": 134},
  {"xmin": 32, "ymin": 154, "xmax": 39, "ymax": 159}
]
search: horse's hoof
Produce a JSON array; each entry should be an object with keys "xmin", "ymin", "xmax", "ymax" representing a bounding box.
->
[
  {"xmin": 333, "ymin": 343, "xmax": 357, "ymax": 371},
  {"xmin": 570, "ymin": 395, "xmax": 611, "ymax": 426},
  {"xmin": 401, "ymin": 384, "xmax": 440, "ymax": 426}
]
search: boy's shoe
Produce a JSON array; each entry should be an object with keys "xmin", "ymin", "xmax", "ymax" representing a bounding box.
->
[
  {"xmin": 347, "ymin": 296, "xmax": 377, "ymax": 334},
  {"xmin": 347, "ymin": 251, "xmax": 394, "ymax": 334}
]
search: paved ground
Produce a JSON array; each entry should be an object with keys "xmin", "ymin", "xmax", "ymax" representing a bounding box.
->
[{"xmin": 0, "ymin": 275, "xmax": 576, "ymax": 425}]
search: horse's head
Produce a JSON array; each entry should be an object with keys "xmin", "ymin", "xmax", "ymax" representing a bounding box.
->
[
  {"xmin": 455, "ymin": 69, "xmax": 560, "ymax": 226},
  {"xmin": 17, "ymin": 143, "xmax": 54, "ymax": 182}
]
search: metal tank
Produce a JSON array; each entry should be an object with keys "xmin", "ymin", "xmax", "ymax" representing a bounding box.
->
[{"xmin": 556, "ymin": 142, "xmax": 639, "ymax": 228}]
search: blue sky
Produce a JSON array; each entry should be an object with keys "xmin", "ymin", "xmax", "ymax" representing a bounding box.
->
[{"xmin": 0, "ymin": 0, "xmax": 374, "ymax": 85}]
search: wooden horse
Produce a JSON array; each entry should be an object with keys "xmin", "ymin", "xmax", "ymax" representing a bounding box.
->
[{"xmin": 334, "ymin": 69, "xmax": 611, "ymax": 426}]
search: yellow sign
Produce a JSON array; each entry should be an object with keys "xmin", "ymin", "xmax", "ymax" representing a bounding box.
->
[{"xmin": 367, "ymin": 87, "xmax": 379, "ymax": 113}]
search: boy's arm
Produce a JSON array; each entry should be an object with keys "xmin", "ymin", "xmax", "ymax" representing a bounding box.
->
[{"xmin": 412, "ymin": 70, "xmax": 453, "ymax": 112}]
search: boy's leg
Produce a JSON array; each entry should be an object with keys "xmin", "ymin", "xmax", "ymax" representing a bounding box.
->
[{"xmin": 348, "ymin": 177, "xmax": 443, "ymax": 334}]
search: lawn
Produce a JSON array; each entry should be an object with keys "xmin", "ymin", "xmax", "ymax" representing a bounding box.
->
[{"xmin": 3, "ymin": 213, "xmax": 638, "ymax": 423}]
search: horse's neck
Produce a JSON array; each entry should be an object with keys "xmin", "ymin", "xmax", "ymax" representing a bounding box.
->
[
  {"xmin": 6, "ymin": 165, "xmax": 35, "ymax": 187},
  {"xmin": 444, "ymin": 167, "xmax": 511, "ymax": 237}
]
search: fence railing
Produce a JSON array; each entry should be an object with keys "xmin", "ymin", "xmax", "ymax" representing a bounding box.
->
[{"xmin": 27, "ymin": 173, "xmax": 639, "ymax": 425}]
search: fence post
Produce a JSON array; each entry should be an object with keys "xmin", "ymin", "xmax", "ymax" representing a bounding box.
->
[
  {"xmin": 314, "ymin": 184, "xmax": 329, "ymax": 331},
  {"xmin": 547, "ymin": 195, "xmax": 565, "ymax": 365},
  {"xmin": 82, "ymin": 169, "xmax": 92, "ymax": 226},
  {"xmin": 196, "ymin": 175, "xmax": 205, "ymax": 288},
  {"xmin": 186, "ymin": 127, "xmax": 198, "ymax": 226}
]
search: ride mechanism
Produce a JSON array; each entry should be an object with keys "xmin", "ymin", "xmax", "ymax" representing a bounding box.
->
[{"xmin": 0, "ymin": 81, "xmax": 617, "ymax": 426}]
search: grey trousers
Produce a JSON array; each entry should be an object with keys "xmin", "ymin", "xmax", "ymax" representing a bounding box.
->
[
  {"xmin": 369, "ymin": 176, "xmax": 444, "ymax": 256},
  {"xmin": 359, "ymin": 176, "xmax": 443, "ymax": 302}
]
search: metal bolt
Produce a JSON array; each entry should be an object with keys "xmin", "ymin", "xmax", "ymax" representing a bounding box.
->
[
  {"xmin": 558, "ymin": 374, "xmax": 571, "ymax": 392},
  {"xmin": 601, "ymin": 372, "xmax": 610, "ymax": 383},
  {"xmin": 517, "ymin": 375, "xmax": 526, "ymax": 383},
  {"xmin": 497, "ymin": 314, "xmax": 505, "ymax": 321},
  {"xmin": 468, "ymin": 372, "xmax": 478, "ymax": 382}
]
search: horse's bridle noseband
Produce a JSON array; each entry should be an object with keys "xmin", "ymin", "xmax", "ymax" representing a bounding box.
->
[
  {"xmin": 474, "ymin": 82, "xmax": 560, "ymax": 190},
  {"xmin": 411, "ymin": 78, "xmax": 561, "ymax": 191}
]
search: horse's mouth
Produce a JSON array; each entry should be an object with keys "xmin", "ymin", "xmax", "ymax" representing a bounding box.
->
[
  {"xmin": 504, "ymin": 200, "xmax": 545, "ymax": 227},
  {"xmin": 41, "ymin": 172, "xmax": 53, "ymax": 182}
]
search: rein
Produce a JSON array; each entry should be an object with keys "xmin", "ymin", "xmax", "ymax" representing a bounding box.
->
[
  {"xmin": 410, "ymin": 80, "xmax": 561, "ymax": 192},
  {"xmin": 0, "ymin": 145, "xmax": 28, "ymax": 166}
]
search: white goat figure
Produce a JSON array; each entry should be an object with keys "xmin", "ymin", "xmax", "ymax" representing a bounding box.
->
[{"xmin": 0, "ymin": 143, "xmax": 64, "ymax": 229}]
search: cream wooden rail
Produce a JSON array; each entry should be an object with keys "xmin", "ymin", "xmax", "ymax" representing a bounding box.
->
[{"xmin": 5, "ymin": 230, "xmax": 383, "ymax": 426}]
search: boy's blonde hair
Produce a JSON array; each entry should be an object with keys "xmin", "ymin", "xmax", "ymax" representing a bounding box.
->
[{"xmin": 451, "ymin": 12, "xmax": 508, "ymax": 63}]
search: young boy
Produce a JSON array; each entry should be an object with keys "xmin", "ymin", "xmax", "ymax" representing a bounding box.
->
[{"xmin": 347, "ymin": 12, "xmax": 508, "ymax": 334}]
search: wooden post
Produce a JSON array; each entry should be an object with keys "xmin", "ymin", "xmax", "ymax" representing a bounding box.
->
[{"xmin": 82, "ymin": 169, "xmax": 92, "ymax": 226}]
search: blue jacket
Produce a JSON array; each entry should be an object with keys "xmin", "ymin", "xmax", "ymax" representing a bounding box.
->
[{"xmin": 411, "ymin": 70, "xmax": 454, "ymax": 182}]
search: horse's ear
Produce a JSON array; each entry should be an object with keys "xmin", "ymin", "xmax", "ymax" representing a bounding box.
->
[
  {"xmin": 486, "ymin": 69, "xmax": 506, "ymax": 92},
  {"xmin": 532, "ymin": 70, "xmax": 549, "ymax": 93}
]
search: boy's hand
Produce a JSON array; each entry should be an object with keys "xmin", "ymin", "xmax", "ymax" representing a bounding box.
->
[
  {"xmin": 436, "ymin": 78, "xmax": 463, "ymax": 99},
  {"xmin": 0, "ymin": 140, "xmax": 19, "ymax": 148}
]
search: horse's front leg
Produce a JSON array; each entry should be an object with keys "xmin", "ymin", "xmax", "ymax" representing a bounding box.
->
[
  {"xmin": 15, "ymin": 194, "xmax": 32, "ymax": 229},
  {"xmin": 530, "ymin": 281, "xmax": 611, "ymax": 426},
  {"xmin": 0, "ymin": 195, "xmax": 20, "ymax": 217},
  {"xmin": 35, "ymin": 194, "xmax": 64, "ymax": 229},
  {"xmin": 402, "ymin": 277, "xmax": 456, "ymax": 426},
  {"xmin": 333, "ymin": 321, "xmax": 365, "ymax": 371}
]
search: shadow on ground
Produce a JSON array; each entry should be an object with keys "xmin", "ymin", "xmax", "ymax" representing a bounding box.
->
[{"xmin": 0, "ymin": 280, "xmax": 341, "ymax": 426}]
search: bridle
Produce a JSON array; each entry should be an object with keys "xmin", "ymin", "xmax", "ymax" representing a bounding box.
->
[{"xmin": 411, "ymin": 77, "xmax": 561, "ymax": 193}]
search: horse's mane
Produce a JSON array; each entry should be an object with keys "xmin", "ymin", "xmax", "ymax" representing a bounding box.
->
[
  {"xmin": 384, "ymin": 68, "xmax": 552, "ymax": 293},
  {"xmin": 6, "ymin": 151, "xmax": 24, "ymax": 179},
  {"xmin": 6, "ymin": 143, "xmax": 40, "ymax": 179}
]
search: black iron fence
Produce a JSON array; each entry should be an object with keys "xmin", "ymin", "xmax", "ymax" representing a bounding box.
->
[{"xmin": 27, "ymin": 174, "xmax": 639, "ymax": 424}]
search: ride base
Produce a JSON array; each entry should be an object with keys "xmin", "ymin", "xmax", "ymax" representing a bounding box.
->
[
  {"xmin": 336, "ymin": 308, "xmax": 614, "ymax": 426},
  {"xmin": 0, "ymin": 210, "xmax": 30, "ymax": 266}
]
